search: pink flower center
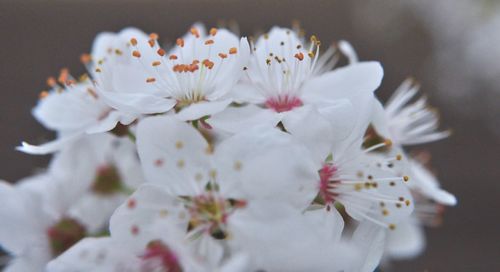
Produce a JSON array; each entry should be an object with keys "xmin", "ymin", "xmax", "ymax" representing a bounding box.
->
[
  {"xmin": 319, "ymin": 164, "xmax": 338, "ymax": 205},
  {"xmin": 141, "ymin": 240, "xmax": 182, "ymax": 272},
  {"xmin": 264, "ymin": 95, "xmax": 303, "ymax": 113}
]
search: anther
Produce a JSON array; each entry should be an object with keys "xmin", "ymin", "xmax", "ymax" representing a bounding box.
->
[
  {"xmin": 146, "ymin": 77, "xmax": 156, "ymax": 83},
  {"xmin": 95, "ymin": 68, "xmax": 102, "ymax": 73},
  {"xmin": 80, "ymin": 53, "xmax": 91, "ymax": 64},
  {"xmin": 115, "ymin": 49, "xmax": 123, "ymax": 55},
  {"xmin": 384, "ymin": 139, "xmax": 393, "ymax": 147},
  {"xmin": 396, "ymin": 154, "xmax": 402, "ymax": 161},
  {"xmin": 157, "ymin": 48, "xmax": 166, "ymax": 56},
  {"xmin": 47, "ymin": 77, "xmax": 57, "ymax": 87},
  {"xmin": 294, "ymin": 52, "xmax": 304, "ymax": 61},
  {"xmin": 170, "ymin": 55, "xmax": 179, "ymax": 60},
  {"xmin": 148, "ymin": 39, "xmax": 155, "ymax": 47},
  {"xmin": 209, "ymin": 28, "xmax": 218, "ymax": 36},
  {"xmin": 152, "ymin": 61, "xmax": 161, "ymax": 67},
  {"xmin": 132, "ymin": 50, "xmax": 141, "ymax": 58},
  {"xmin": 190, "ymin": 28, "xmax": 200, "ymax": 38},
  {"xmin": 403, "ymin": 176, "xmax": 409, "ymax": 182},
  {"xmin": 176, "ymin": 38, "xmax": 185, "ymax": 47},
  {"xmin": 130, "ymin": 38, "xmax": 138, "ymax": 46},
  {"xmin": 389, "ymin": 224, "xmax": 396, "ymax": 230},
  {"xmin": 149, "ymin": 33, "xmax": 159, "ymax": 40},
  {"xmin": 218, "ymin": 53, "xmax": 227, "ymax": 59},
  {"xmin": 39, "ymin": 91, "xmax": 49, "ymax": 99},
  {"xmin": 205, "ymin": 39, "xmax": 214, "ymax": 45},
  {"xmin": 229, "ymin": 47, "xmax": 237, "ymax": 54}
]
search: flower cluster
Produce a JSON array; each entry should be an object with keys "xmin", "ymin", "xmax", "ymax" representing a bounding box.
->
[{"xmin": 1, "ymin": 24, "xmax": 456, "ymax": 272}]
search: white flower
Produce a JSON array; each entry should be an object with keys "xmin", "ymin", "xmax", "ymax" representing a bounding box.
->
[
  {"xmin": 1, "ymin": 134, "xmax": 144, "ymax": 271},
  {"xmin": 99, "ymin": 24, "xmax": 250, "ymax": 122},
  {"xmin": 46, "ymin": 221, "xmax": 207, "ymax": 272},
  {"xmin": 16, "ymin": 29, "xmax": 147, "ymax": 155},
  {"xmin": 49, "ymin": 134, "xmax": 144, "ymax": 233},
  {"xmin": 109, "ymin": 115, "xmax": 353, "ymax": 270},
  {"xmin": 209, "ymin": 27, "xmax": 383, "ymax": 137},
  {"xmin": 0, "ymin": 175, "xmax": 86, "ymax": 271},
  {"xmin": 372, "ymin": 78, "xmax": 451, "ymax": 146}
]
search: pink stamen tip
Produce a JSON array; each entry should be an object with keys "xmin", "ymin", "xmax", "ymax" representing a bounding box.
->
[{"xmin": 264, "ymin": 95, "xmax": 303, "ymax": 113}]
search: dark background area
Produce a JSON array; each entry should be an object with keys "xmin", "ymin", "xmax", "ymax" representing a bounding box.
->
[{"xmin": 0, "ymin": 0, "xmax": 498, "ymax": 271}]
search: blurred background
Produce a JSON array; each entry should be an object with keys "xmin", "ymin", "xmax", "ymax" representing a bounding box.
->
[{"xmin": 0, "ymin": 0, "xmax": 498, "ymax": 271}]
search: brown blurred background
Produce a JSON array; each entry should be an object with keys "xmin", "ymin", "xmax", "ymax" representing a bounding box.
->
[{"xmin": 0, "ymin": 0, "xmax": 499, "ymax": 271}]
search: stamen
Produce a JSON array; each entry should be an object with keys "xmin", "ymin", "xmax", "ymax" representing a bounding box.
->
[
  {"xmin": 209, "ymin": 28, "xmax": 218, "ymax": 36},
  {"xmin": 132, "ymin": 50, "xmax": 141, "ymax": 58}
]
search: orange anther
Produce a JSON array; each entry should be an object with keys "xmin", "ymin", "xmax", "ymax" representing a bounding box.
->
[
  {"xmin": 58, "ymin": 68, "xmax": 69, "ymax": 84},
  {"xmin": 294, "ymin": 52, "xmax": 304, "ymax": 61},
  {"xmin": 39, "ymin": 90, "xmax": 49, "ymax": 99},
  {"xmin": 157, "ymin": 48, "xmax": 166, "ymax": 56},
  {"xmin": 209, "ymin": 28, "xmax": 218, "ymax": 36},
  {"xmin": 169, "ymin": 54, "xmax": 178, "ymax": 60},
  {"xmin": 205, "ymin": 39, "xmax": 214, "ymax": 45},
  {"xmin": 132, "ymin": 50, "xmax": 141, "ymax": 58},
  {"xmin": 152, "ymin": 61, "xmax": 161, "ymax": 66},
  {"xmin": 190, "ymin": 27, "xmax": 200, "ymax": 38},
  {"xmin": 149, "ymin": 33, "xmax": 159, "ymax": 40},
  {"xmin": 146, "ymin": 77, "xmax": 156, "ymax": 83},
  {"xmin": 202, "ymin": 59, "xmax": 214, "ymax": 69},
  {"xmin": 229, "ymin": 47, "xmax": 237, "ymax": 54},
  {"xmin": 148, "ymin": 39, "xmax": 155, "ymax": 47},
  {"xmin": 80, "ymin": 53, "xmax": 91, "ymax": 64},
  {"xmin": 130, "ymin": 38, "xmax": 138, "ymax": 46},
  {"xmin": 47, "ymin": 77, "xmax": 57, "ymax": 87},
  {"xmin": 176, "ymin": 38, "xmax": 184, "ymax": 47},
  {"xmin": 218, "ymin": 53, "xmax": 227, "ymax": 59}
]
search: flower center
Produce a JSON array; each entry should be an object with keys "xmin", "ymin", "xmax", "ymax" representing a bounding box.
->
[
  {"xmin": 92, "ymin": 165, "xmax": 123, "ymax": 195},
  {"xmin": 47, "ymin": 217, "xmax": 86, "ymax": 257},
  {"xmin": 141, "ymin": 240, "xmax": 182, "ymax": 272},
  {"xmin": 265, "ymin": 95, "xmax": 303, "ymax": 113},
  {"xmin": 186, "ymin": 193, "xmax": 246, "ymax": 240},
  {"xmin": 318, "ymin": 164, "xmax": 339, "ymax": 205}
]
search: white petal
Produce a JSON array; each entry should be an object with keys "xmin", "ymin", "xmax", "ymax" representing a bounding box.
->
[
  {"xmin": 281, "ymin": 105, "xmax": 336, "ymax": 163},
  {"xmin": 0, "ymin": 181, "xmax": 50, "ymax": 255},
  {"xmin": 385, "ymin": 219, "xmax": 425, "ymax": 259},
  {"xmin": 409, "ymin": 158, "xmax": 457, "ymax": 206},
  {"xmin": 85, "ymin": 110, "xmax": 122, "ymax": 134},
  {"xmin": 207, "ymin": 104, "xmax": 281, "ymax": 134},
  {"xmin": 136, "ymin": 115, "xmax": 211, "ymax": 195},
  {"xmin": 175, "ymin": 99, "xmax": 232, "ymax": 121},
  {"xmin": 302, "ymin": 61, "xmax": 384, "ymax": 103},
  {"xmin": 214, "ymin": 126, "xmax": 318, "ymax": 208},
  {"xmin": 349, "ymin": 222, "xmax": 386, "ymax": 272},
  {"xmin": 46, "ymin": 237, "xmax": 140, "ymax": 272},
  {"xmin": 17, "ymin": 132, "xmax": 82, "ymax": 155},
  {"xmin": 110, "ymin": 184, "xmax": 186, "ymax": 247},
  {"xmin": 99, "ymin": 88, "xmax": 176, "ymax": 115}
]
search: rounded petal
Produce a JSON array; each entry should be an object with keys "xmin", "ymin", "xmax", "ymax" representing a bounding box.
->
[
  {"xmin": 136, "ymin": 115, "xmax": 211, "ymax": 195},
  {"xmin": 302, "ymin": 61, "xmax": 384, "ymax": 103},
  {"xmin": 207, "ymin": 104, "xmax": 281, "ymax": 134},
  {"xmin": 175, "ymin": 99, "xmax": 232, "ymax": 121}
]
